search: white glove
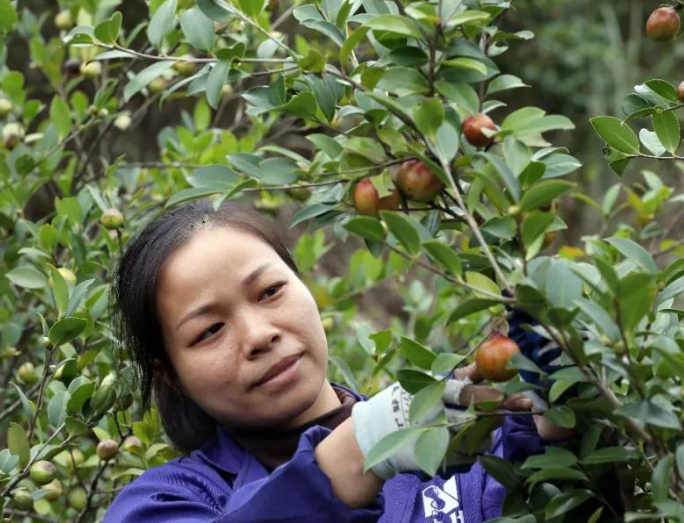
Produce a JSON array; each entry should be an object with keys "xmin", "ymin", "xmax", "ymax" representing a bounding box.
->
[{"xmin": 352, "ymin": 378, "xmax": 480, "ymax": 479}]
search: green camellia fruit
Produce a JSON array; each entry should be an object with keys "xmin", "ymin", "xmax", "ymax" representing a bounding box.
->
[
  {"xmin": 54, "ymin": 9, "xmax": 74, "ymax": 30},
  {"xmin": 96, "ymin": 439, "xmax": 119, "ymax": 461},
  {"xmin": 352, "ymin": 178, "xmax": 401, "ymax": 217},
  {"xmin": 60, "ymin": 448, "xmax": 85, "ymax": 474},
  {"xmin": 396, "ymin": 160, "xmax": 444, "ymax": 202},
  {"xmin": 100, "ymin": 208, "xmax": 124, "ymax": 229},
  {"xmin": 43, "ymin": 479, "xmax": 63, "ymax": 502},
  {"xmin": 172, "ymin": 57, "xmax": 197, "ymax": 77},
  {"xmin": 17, "ymin": 362, "xmax": 39, "ymax": 385},
  {"xmin": 646, "ymin": 7, "xmax": 681, "ymax": 42},
  {"xmin": 122, "ymin": 435, "xmax": 143, "ymax": 453},
  {"xmin": 463, "ymin": 113, "xmax": 497, "ymax": 147},
  {"xmin": 67, "ymin": 486, "xmax": 87, "ymax": 510},
  {"xmin": 80, "ymin": 61, "xmax": 102, "ymax": 79},
  {"xmin": 148, "ymin": 77, "xmax": 168, "ymax": 94},
  {"xmin": 2, "ymin": 122, "xmax": 24, "ymax": 150},
  {"xmin": 12, "ymin": 488, "xmax": 34, "ymax": 511},
  {"xmin": 0, "ymin": 98, "xmax": 12, "ymax": 118},
  {"xmin": 29, "ymin": 460, "xmax": 57, "ymax": 485}
]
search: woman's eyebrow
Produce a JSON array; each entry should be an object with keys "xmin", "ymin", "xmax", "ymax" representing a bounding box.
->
[{"xmin": 175, "ymin": 263, "xmax": 273, "ymax": 331}]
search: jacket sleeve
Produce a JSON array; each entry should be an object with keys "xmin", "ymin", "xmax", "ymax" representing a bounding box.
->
[{"xmin": 104, "ymin": 426, "xmax": 384, "ymax": 523}]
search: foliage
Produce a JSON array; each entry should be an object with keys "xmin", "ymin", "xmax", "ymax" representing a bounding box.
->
[{"xmin": 0, "ymin": 0, "xmax": 683, "ymax": 522}]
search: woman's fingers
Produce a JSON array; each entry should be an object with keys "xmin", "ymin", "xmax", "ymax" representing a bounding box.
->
[
  {"xmin": 451, "ymin": 363, "xmax": 483, "ymax": 384},
  {"xmin": 458, "ymin": 385, "xmax": 533, "ymax": 411}
]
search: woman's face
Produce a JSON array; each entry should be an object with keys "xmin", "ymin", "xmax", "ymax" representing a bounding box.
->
[{"xmin": 156, "ymin": 226, "xmax": 331, "ymax": 429}]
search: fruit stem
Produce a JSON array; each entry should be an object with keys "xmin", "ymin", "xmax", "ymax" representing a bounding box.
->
[{"xmin": 438, "ymin": 159, "xmax": 515, "ymax": 296}]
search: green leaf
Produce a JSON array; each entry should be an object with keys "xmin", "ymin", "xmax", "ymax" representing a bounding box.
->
[
  {"xmin": 486, "ymin": 74, "xmax": 528, "ymax": 96},
  {"xmin": 652, "ymin": 110, "xmax": 680, "ymax": 155},
  {"xmin": 67, "ymin": 379, "xmax": 95, "ymax": 415},
  {"xmin": 7, "ymin": 422, "xmax": 30, "ymax": 468},
  {"xmin": 400, "ymin": 336, "xmax": 438, "ymax": 370},
  {"xmin": 239, "ymin": 0, "xmax": 265, "ymax": 18},
  {"xmin": 447, "ymin": 10, "xmax": 491, "ymax": 27},
  {"xmin": 581, "ymin": 447, "xmax": 632, "ymax": 465},
  {"xmin": 181, "ymin": 6, "xmax": 215, "ymax": 52},
  {"xmin": 48, "ymin": 391, "xmax": 70, "ymax": 428},
  {"xmin": 522, "ymin": 446, "xmax": 578, "ymax": 470},
  {"xmin": 465, "ymin": 271, "xmax": 501, "ymax": 298},
  {"xmin": 409, "ymin": 380, "xmax": 446, "ymax": 425},
  {"xmin": 124, "ymin": 61, "xmax": 174, "ymax": 102},
  {"xmin": 365, "ymin": 14, "xmax": 423, "ymax": 39},
  {"xmin": 49, "ymin": 317, "xmax": 87, "ymax": 347},
  {"xmin": 413, "ymin": 98, "xmax": 444, "ymax": 138},
  {"xmin": 527, "ymin": 468, "xmax": 588, "ymax": 485},
  {"xmin": 187, "ymin": 165, "xmax": 238, "ymax": 189},
  {"xmin": 94, "ymin": 12, "xmax": 122, "ymax": 44},
  {"xmin": 344, "ymin": 216, "xmax": 386, "ymax": 241},
  {"xmin": 639, "ymin": 129, "xmax": 666, "ymax": 157},
  {"xmin": 11, "ymin": 384, "xmax": 35, "ymax": 423},
  {"xmin": 49, "ymin": 96, "xmax": 71, "ymax": 140},
  {"xmin": 604, "ymin": 237, "xmax": 657, "ymax": 274},
  {"xmin": 545, "ymin": 490, "xmax": 594, "ymax": 520},
  {"xmin": 543, "ymin": 406, "xmax": 576, "ymax": 428},
  {"xmin": 521, "ymin": 211, "xmax": 555, "ymax": 247},
  {"xmin": 6, "ymin": 266, "xmax": 48, "ymax": 289},
  {"xmin": 590, "ymin": 116, "xmax": 640, "ymax": 155},
  {"xmin": 447, "ymin": 299, "xmax": 500, "ymax": 324},
  {"xmin": 281, "ymin": 92, "xmax": 318, "ymax": 118},
  {"xmin": 340, "ymin": 26, "xmax": 369, "ymax": 65},
  {"xmin": 0, "ymin": 0, "xmax": 18, "ymax": 33},
  {"xmin": 364, "ymin": 427, "xmax": 423, "ymax": 472},
  {"xmin": 289, "ymin": 203, "xmax": 337, "ymax": 228},
  {"xmin": 479, "ymin": 455, "xmax": 520, "ymax": 490},
  {"xmin": 206, "ymin": 60, "xmax": 231, "ymax": 109},
  {"xmin": 415, "ymin": 427, "xmax": 450, "ymax": 476},
  {"xmin": 343, "ymin": 137, "xmax": 387, "ymax": 164},
  {"xmin": 48, "ymin": 266, "xmax": 69, "ymax": 317},
  {"xmin": 397, "ymin": 369, "xmax": 437, "ymax": 393},
  {"xmin": 442, "ymin": 57, "xmax": 487, "ymax": 76},
  {"xmin": 676, "ymin": 444, "xmax": 684, "ymax": 480},
  {"xmin": 435, "ymin": 80, "xmax": 479, "ymax": 115},
  {"xmin": 645, "ymin": 79, "xmax": 679, "ymax": 102},
  {"xmin": 380, "ymin": 211, "xmax": 421, "ymax": 255},
  {"xmin": 422, "ymin": 240, "xmax": 462, "ymax": 277},
  {"xmin": 615, "ymin": 401, "xmax": 681, "ymax": 430},
  {"xmin": 651, "ymin": 455, "xmax": 673, "ymax": 504},
  {"xmin": 377, "ymin": 67, "xmax": 428, "ymax": 95},
  {"xmin": 148, "ymin": 0, "xmax": 177, "ymax": 49},
  {"xmin": 166, "ymin": 187, "xmax": 223, "ymax": 207},
  {"xmin": 520, "ymin": 180, "xmax": 574, "ymax": 212}
]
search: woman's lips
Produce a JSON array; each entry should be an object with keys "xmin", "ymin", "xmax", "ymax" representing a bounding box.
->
[{"xmin": 254, "ymin": 353, "xmax": 303, "ymax": 390}]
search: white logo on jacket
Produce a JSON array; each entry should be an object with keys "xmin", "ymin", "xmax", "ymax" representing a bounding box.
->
[{"xmin": 421, "ymin": 476, "xmax": 465, "ymax": 523}]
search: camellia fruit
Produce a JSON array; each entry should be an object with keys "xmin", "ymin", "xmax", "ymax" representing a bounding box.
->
[
  {"xmin": 172, "ymin": 57, "xmax": 197, "ymax": 77},
  {"xmin": 0, "ymin": 98, "xmax": 11, "ymax": 118},
  {"xmin": 17, "ymin": 362, "xmax": 39, "ymax": 385},
  {"xmin": 80, "ymin": 61, "xmax": 102, "ymax": 79},
  {"xmin": 396, "ymin": 160, "xmax": 444, "ymax": 202},
  {"xmin": 43, "ymin": 479, "xmax": 63, "ymax": 502},
  {"xmin": 12, "ymin": 488, "xmax": 34, "ymax": 511},
  {"xmin": 29, "ymin": 460, "xmax": 57, "ymax": 485},
  {"xmin": 646, "ymin": 7, "xmax": 681, "ymax": 42},
  {"xmin": 352, "ymin": 178, "xmax": 401, "ymax": 216},
  {"xmin": 148, "ymin": 77, "xmax": 168, "ymax": 94},
  {"xmin": 101, "ymin": 208, "xmax": 124, "ymax": 229},
  {"xmin": 678, "ymin": 80, "xmax": 684, "ymax": 102},
  {"xmin": 463, "ymin": 113, "xmax": 497, "ymax": 147},
  {"xmin": 122, "ymin": 435, "xmax": 143, "ymax": 453},
  {"xmin": 67, "ymin": 486, "xmax": 87, "ymax": 510},
  {"xmin": 475, "ymin": 333, "xmax": 521, "ymax": 382},
  {"xmin": 60, "ymin": 448, "xmax": 85, "ymax": 474},
  {"xmin": 54, "ymin": 9, "xmax": 74, "ymax": 30},
  {"xmin": 2, "ymin": 122, "xmax": 24, "ymax": 150},
  {"xmin": 96, "ymin": 439, "xmax": 119, "ymax": 461}
]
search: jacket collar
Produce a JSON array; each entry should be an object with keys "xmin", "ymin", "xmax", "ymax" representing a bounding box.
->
[{"xmin": 193, "ymin": 383, "xmax": 366, "ymax": 476}]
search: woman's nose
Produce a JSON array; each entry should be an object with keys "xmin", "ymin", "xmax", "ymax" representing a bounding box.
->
[{"xmin": 237, "ymin": 310, "xmax": 281, "ymax": 358}]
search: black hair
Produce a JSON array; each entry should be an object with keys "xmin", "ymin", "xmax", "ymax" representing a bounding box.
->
[{"xmin": 112, "ymin": 199, "xmax": 298, "ymax": 454}]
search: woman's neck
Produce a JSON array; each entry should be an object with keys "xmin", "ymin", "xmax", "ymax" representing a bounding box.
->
[{"xmin": 282, "ymin": 380, "xmax": 342, "ymax": 429}]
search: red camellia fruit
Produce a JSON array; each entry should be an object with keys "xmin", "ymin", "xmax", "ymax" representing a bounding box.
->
[
  {"xmin": 353, "ymin": 177, "xmax": 401, "ymax": 216},
  {"xmin": 475, "ymin": 333, "xmax": 521, "ymax": 382},
  {"xmin": 463, "ymin": 113, "xmax": 497, "ymax": 147},
  {"xmin": 646, "ymin": 7, "xmax": 681, "ymax": 42},
  {"xmin": 395, "ymin": 160, "xmax": 444, "ymax": 202},
  {"xmin": 677, "ymin": 81, "xmax": 684, "ymax": 102}
]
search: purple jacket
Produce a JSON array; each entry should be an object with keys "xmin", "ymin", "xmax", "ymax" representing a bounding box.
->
[{"xmin": 104, "ymin": 386, "xmax": 545, "ymax": 523}]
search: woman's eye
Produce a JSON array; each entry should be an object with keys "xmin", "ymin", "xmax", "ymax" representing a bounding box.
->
[
  {"xmin": 196, "ymin": 323, "xmax": 223, "ymax": 344},
  {"xmin": 261, "ymin": 282, "xmax": 284, "ymax": 300}
]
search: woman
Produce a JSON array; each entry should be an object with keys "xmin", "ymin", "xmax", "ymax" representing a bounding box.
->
[{"xmin": 104, "ymin": 199, "xmax": 560, "ymax": 523}]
